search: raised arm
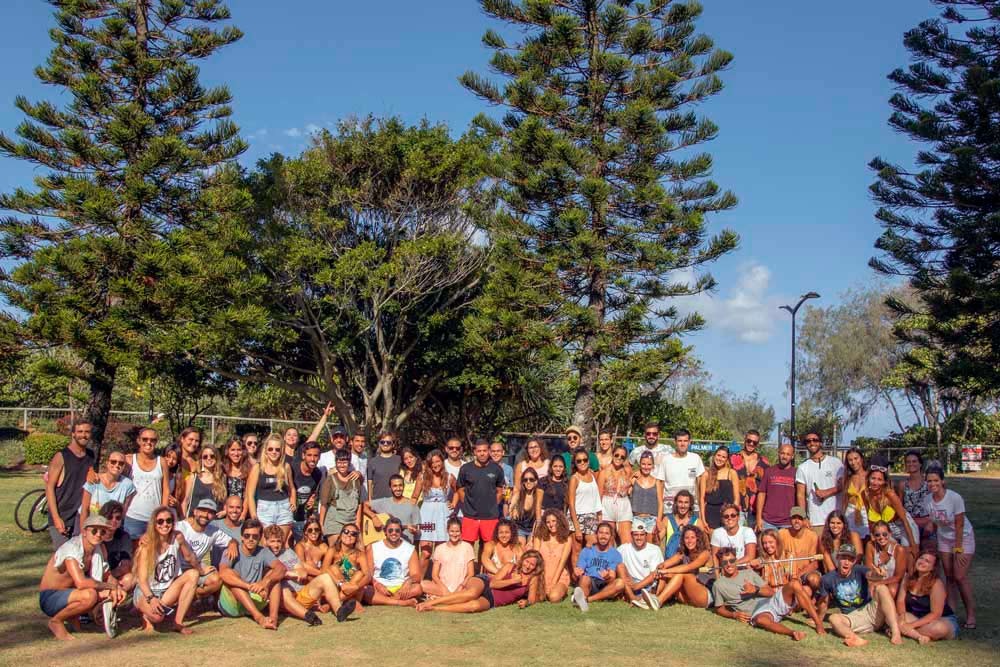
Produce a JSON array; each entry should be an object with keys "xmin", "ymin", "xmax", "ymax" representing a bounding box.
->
[{"xmin": 307, "ymin": 403, "xmax": 334, "ymax": 443}]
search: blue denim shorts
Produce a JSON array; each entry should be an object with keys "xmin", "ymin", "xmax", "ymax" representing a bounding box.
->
[
  {"xmin": 123, "ymin": 516, "xmax": 149, "ymax": 539},
  {"xmin": 943, "ymin": 614, "xmax": 960, "ymax": 637},
  {"xmin": 39, "ymin": 589, "xmax": 73, "ymax": 617},
  {"xmin": 257, "ymin": 498, "xmax": 293, "ymax": 526}
]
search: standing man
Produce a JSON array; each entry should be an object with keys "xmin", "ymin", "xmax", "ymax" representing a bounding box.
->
[
  {"xmin": 628, "ymin": 422, "xmax": 674, "ymax": 468},
  {"xmin": 44, "ymin": 421, "xmax": 96, "ymax": 548},
  {"xmin": 291, "ymin": 442, "xmax": 324, "ymax": 538},
  {"xmin": 350, "ymin": 432, "xmax": 368, "ymax": 481},
  {"xmin": 795, "ymin": 431, "xmax": 844, "ymax": 537},
  {"xmin": 366, "ymin": 432, "xmax": 402, "ymax": 502},
  {"xmin": 756, "ymin": 443, "xmax": 797, "ymax": 531},
  {"xmin": 561, "ymin": 426, "xmax": 599, "ymax": 471},
  {"xmin": 731, "ymin": 429, "xmax": 770, "ymax": 520},
  {"xmin": 318, "ymin": 428, "xmax": 349, "ymax": 472},
  {"xmin": 489, "ymin": 440, "xmax": 515, "ymax": 518},
  {"xmin": 456, "ymin": 439, "xmax": 504, "ymax": 548},
  {"xmin": 443, "ymin": 437, "xmax": 466, "ymax": 482},
  {"xmin": 656, "ymin": 429, "xmax": 705, "ymax": 514}
]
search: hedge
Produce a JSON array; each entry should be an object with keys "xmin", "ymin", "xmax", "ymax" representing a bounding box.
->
[{"xmin": 23, "ymin": 432, "xmax": 67, "ymax": 465}]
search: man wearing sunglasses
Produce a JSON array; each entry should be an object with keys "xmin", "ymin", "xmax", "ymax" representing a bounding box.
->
[
  {"xmin": 218, "ymin": 518, "xmax": 287, "ymax": 629},
  {"xmin": 627, "ymin": 422, "xmax": 674, "ymax": 468},
  {"xmin": 731, "ymin": 430, "xmax": 770, "ymax": 519},
  {"xmin": 366, "ymin": 432, "xmax": 402, "ymax": 502},
  {"xmin": 795, "ymin": 432, "xmax": 844, "ymax": 537},
  {"xmin": 39, "ymin": 514, "xmax": 126, "ymax": 640},
  {"xmin": 364, "ymin": 517, "xmax": 423, "ymax": 606}
]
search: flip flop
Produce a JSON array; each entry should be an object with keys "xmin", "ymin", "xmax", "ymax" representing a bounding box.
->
[{"xmin": 963, "ymin": 622, "xmax": 976, "ymax": 630}]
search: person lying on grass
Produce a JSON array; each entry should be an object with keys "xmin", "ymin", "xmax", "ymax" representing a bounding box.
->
[
  {"xmin": 38, "ymin": 514, "xmax": 127, "ymax": 640},
  {"xmin": 414, "ymin": 550, "xmax": 544, "ymax": 612}
]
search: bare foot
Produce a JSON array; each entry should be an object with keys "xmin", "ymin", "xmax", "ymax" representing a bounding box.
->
[
  {"xmin": 47, "ymin": 619, "xmax": 74, "ymax": 641},
  {"xmin": 353, "ymin": 601, "xmax": 365, "ymax": 614},
  {"xmin": 792, "ymin": 631, "xmax": 806, "ymax": 641},
  {"xmin": 173, "ymin": 624, "xmax": 193, "ymax": 635},
  {"xmin": 890, "ymin": 632, "xmax": 903, "ymax": 646},
  {"xmin": 803, "ymin": 617, "xmax": 816, "ymax": 628},
  {"xmin": 399, "ymin": 598, "xmax": 418, "ymax": 607},
  {"xmin": 414, "ymin": 602, "xmax": 433, "ymax": 612},
  {"xmin": 141, "ymin": 617, "xmax": 156, "ymax": 633},
  {"xmin": 255, "ymin": 615, "xmax": 275, "ymax": 630},
  {"xmin": 917, "ymin": 635, "xmax": 930, "ymax": 645},
  {"xmin": 844, "ymin": 635, "xmax": 868, "ymax": 648},
  {"xmin": 264, "ymin": 617, "xmax": 278, "ymax": 630}
]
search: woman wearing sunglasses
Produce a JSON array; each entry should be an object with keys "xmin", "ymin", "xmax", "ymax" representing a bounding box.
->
[
  {"xmin": 246, "ymin": 434, "xmax": 296, "ymax": 545},
  {"xmin": 133, "ymin": 505, "xmax": 208, "ymax": 635},
  {"xmin": 183, "ymin": 446, "xmax": 227, "ymax": 518},
  {"xmin": 863, "ymin": 457, "xmax": 918, "ymax": 556},
  {"xmin": 322, "ymin": 522, "xmax": 371, "ymax": 609},
  {"xmin": 510, "ymin": 468, "xmax": 541, "ymax": 544},
  {"xmin": 597, "ymin": 444, "xmax": 633, "ymax": 545},
  {"xmin": 79, "ymin": 448, "xmax": 136, "ymax": 532},
  {"xmin": 864, "ymin": 520, "xmax": 908, "ymax": 597},
  {"xmin": 568, "ymin": 449, "xmax": 603, "ymax": 562}
]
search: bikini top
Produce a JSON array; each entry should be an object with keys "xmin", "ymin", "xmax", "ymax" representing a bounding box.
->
[
  {"xmin": 867, "ymin": 503, "xmax": 896, "ymax": 523},
  {"xmin": 846, "ymin": 481, "xmax": 865, "ymax": 508}
]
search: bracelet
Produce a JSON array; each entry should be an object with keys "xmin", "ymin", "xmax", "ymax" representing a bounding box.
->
[
  {"xmin": 146, "ymin": 594, "xmax": 155, "ymax": 603},
  {"xmin": 953, "ymin": 547, "xmax": 964, "ymax": 554}
]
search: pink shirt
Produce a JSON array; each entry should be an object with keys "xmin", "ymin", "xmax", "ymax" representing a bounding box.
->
[{"xmin": 433, "ymin": 541, "xmax": 475, "ymax": 592}]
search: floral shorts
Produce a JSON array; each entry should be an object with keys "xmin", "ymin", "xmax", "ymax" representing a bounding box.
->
[{"xmin": 577, "ymin": 512, "xmax": 600, "ymax": 535}]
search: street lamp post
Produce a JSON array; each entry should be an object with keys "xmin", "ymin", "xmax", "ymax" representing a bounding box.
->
[{"xmin": 779, "ymin": 292, "xmax": 820, "ymax": 445}]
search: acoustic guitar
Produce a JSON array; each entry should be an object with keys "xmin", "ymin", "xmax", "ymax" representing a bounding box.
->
[{"xmin": 362, "ymin": 513, "xmax": 436, "ymax": 546}]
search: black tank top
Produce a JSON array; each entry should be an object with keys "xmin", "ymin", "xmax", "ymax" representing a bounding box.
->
[
  {"xmin": 55, "ymin": 446, "xmax": 95, "ymax": 524},
  {"xmin": 905, "ymin": 589, "xmax": 954, "ymax": 618},
  {"xmin": 256, "ymin": 468, "xmax": 288, "ymax": 501},
  {"xmin": 187, "ymin": 476, "xmax": 215, "ymax": 516},
  {"xmin": 541, "ymin": 478, "xmax": 567, "ymax": 511}
]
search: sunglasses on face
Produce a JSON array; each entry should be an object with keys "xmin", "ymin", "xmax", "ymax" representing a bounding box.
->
[
  {"xmin": 613, "ymin": 454, "xmax": 626, "ymax": 460},
  {"xmin": 744, "ymin": 439, "xmax": 759, "ymax": 445},
  {"xmin": 202, "ymin": 454, "xmax": 216, "ymax": 460},
  {"xmin": 720, "ymin": 558, "xmax": 737, "ymax": 565},
  {"xmin": 379, "ymin": 439, "xmax": 393, "ymax": 445},
  {"xmin": 108, "ymin": 459, "xmax": 126, "ymax": 467},
  {"xmin": 341, "ymin": 530, "xmax": 359, "ymax": 537},
  {"xmin": 873, "ymin": 531, "xmax": 890, "ymax": 537},
  {"xmin": 265, "ymin": 447, "xmax": 281, "ymax": 453},
  {"xmin": 524, "ymin": 477, "xmax": 538, "ymax": 483},
  {"xmin": 804, "ymin": 437, "xmax": 821, "ymax": 443},
  {"xmin": 446, "ymin": 446, "xmax": 460, "ymax": 451},
  {"xmin": 155, "ymin": 517, "xmax": 174, "ymax": 526},
  {"xmin": 139, "ymin": 437, "xmax": 158, "ymax": 443},
  {"xmin": 644, "ymin": 432, "xmax": 658, "ymax": 437},
  {"xmin": 86, "ymin": 527, "xmax": 108, "ymax": 536},
  {"xmin": 385, "ymin": 528, "xmax": 402, "ymax": 534},
  {"xmin": 575, "ymin": 459, "xmax": 588, "ymax": 465},
  {"xmin": 723, "ymin": 513, "xmax": 738, "ymax": 519},
  {"xmin": 243, "ymin": 533, "xmax": 261, "ymax": 540},
  {"xmin": 305, "ymin": 528, "xmax": 320, "ymax": 534}
]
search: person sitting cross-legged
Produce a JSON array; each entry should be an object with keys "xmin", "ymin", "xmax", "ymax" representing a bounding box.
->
[
  {"xmin": 421, "ymin": 518, "xmax": 476, "ymax": 597},
  {"xmin": 571, "ymin": 521, "xmax": 625, "ymax": 612},
  {"xmin": 263, "ymin": 525, "xmax": 356, "ymax": 624},
  {"xmin": 363, "ymin": 517, "xmax": 423, "ymax": 607},
  {"xmin": 817, "ymin": 543, "xmax": 902, "ymax": 647},
  {"xmin": 217, "ymin": 518, "xmax": 286, "ymax": 630}
]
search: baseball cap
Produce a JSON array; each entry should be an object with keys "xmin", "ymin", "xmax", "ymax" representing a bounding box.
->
[
  {"xmin": 196, "ymin": 498, "xmax": 219, "ymax": 512},
  {"xmin": 331, "ymin": 426, "xmax": 347, "ymax": 437},
  {"xmin": 836, "ymin": 543, "xmax": 858, "ymax": 558},
  {"xmin": 789, "ymin": 506, "xmax": 807, "ymax": 519},
  {"xmin": 630, "ymin": 522, "xmax": 648, "ymax": 534},
  {"xmin": 83, "ymin": 515, "xmax": 112, "ymax": 530}
]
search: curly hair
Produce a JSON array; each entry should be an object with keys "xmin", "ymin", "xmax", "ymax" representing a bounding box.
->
[
  {"xmin": 679, "ymin": 524, "xmax": 709, "ymax": 558},
  {"xmin": 535, "ymin": 508, "xmax": 570, "ymax": 543}
]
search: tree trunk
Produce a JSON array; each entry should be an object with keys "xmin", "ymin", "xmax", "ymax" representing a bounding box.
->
[{"xmin": 83, "ymin": 359, "xmax": 117, "ymax": 463}]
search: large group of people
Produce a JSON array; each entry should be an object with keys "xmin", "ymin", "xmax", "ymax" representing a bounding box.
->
[{"xmin": 38, "ymin": 413, "xmax": 976, "ymax": 648}]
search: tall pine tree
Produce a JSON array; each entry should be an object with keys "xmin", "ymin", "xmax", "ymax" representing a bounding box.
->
[
  {"xmin": 462, "ymin": 0, "xmax": 738, "ymax": 436},
  {"xmin": 870, "ymin": 0, "xmax": 1000, "ymax": 395},
  {"xmin": 0, "ymin": 1, "xmax": 245, "ymax": 446}
]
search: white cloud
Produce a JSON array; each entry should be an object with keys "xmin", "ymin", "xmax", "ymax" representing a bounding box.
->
[
  {"xmin": 675, "ymin": 262, "xmax": 781, "ymax": 344},
  {"xmin": 305, "ymin": 123, "xmax": 321, "ymax": 134},
  {"xmin": 283, "ymin": 127, "xmax": 302, "ymax": 138}
]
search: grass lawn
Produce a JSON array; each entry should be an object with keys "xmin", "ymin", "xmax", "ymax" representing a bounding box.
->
[{"xmin": 1, "ymin": 471, "xmax": 997, "ymax": 667}]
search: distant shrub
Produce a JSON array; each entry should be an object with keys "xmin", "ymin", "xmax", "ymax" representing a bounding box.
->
[{"xmin": 23, "ymin": 432, "xmax": 66, "ymax": 465}]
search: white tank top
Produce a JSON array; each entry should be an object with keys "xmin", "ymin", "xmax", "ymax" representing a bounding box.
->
[
  {"xmin": 148, "ymin": 538, "xmax": 182, "ymax": 596},
  {"xmin": 128, "ymin": 456, "xmax": 164, "ymax": 522},
  {"xmin": 574, "ymin": 475, "xmax": 602, "ymax": 514}
]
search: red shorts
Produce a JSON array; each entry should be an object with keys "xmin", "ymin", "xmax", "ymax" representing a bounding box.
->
[{"xmin": 461, "ymin": 517, "xmax": 498, "ymax": 543}]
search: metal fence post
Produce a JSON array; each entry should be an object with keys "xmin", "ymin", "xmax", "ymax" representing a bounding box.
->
[
  {"xmin": 23, "ymin": 408, "xmax": 29, "ymax": 431},
  {"xmin": 210, "ymin": 416, "xmax": 217, "ymax": 446}
]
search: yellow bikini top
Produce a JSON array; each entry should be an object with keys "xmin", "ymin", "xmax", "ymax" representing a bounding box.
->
[
  {"xmin": 846, "ymin": 481, "xmax": 865, "ymax": 508},
  {"xmin": 867, "ymin": 504, "xmax": 896, "ymax": 523}
]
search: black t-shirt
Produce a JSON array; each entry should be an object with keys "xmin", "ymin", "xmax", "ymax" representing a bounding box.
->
[
  {"xmin": 366, "ymin": 454, "xmax": 401, "ymax": 501},
  {"xmin": 458, "ymin": 461, "xmax": 504, "ymax": 519},
  {"xmin": 292, "ymin": 464, "xmax": 323, "ymax": 521}
]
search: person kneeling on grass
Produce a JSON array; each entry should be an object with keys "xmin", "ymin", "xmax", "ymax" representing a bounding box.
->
[
  {"xmin": 616, "ymin": 521, "xmax": 665, "ymax": 610},
  {"xmin": 571, "ymin": 521, "xmax": 625, "ymax": 612},
  {"xmin": 263, "ymin": 525, "xmax": 356, "ymax": 623},
  {"xmin": 218, "ymin": 518, "xmax": 286, "ymax": 629},
  {"xmin": 363, "ymin": 517, "xmax": 423, "ymax": 607},
  {"xmin": 38, "ymin": 515, "xmax": 127, "ymax": 641},
  {"xmin": 817, "ymin": 542, "xmax": 902, "ymax": 647},
  {"xmin": 414, "ymin": 550, "xmax": 544, "ymax": 612},
  {"xmin": 133, "ymin": 506, "xmax": 210, "ymax": 635}
]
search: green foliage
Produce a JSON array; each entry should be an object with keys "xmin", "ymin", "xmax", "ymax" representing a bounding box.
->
[
  {"xmin": 0, "ymin": 0, "xmax": 245, "ymax": 444},
  {"xmin": 463, "ymin": 0, "xmax": 738, "ymax": 434},
  {"xmin": 679, "ymin": 385, "xmax": 776, "ymax": 441},
  {"xmin": 22, "ymin": 432, "xmax": 65, "ymax": 465},
  {"xmin": 869, "ymin": 0, "xmax": 1000, "ymax": 396}
]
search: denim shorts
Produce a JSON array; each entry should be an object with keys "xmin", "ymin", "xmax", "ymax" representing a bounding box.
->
[
  {"xmin": 123, "ymin": 516, "xmax": 149, "ymax": 539},
  {"xmin": 39, "ymin": 589, "xmax": 73, "ymax": 617},
  {"xmin": 257, "ymin": 498, "xmax": 293, "ymax": 526},
  {"xmin": 943, "ymin": 614, "xmax": 961, "ymax": 637}
]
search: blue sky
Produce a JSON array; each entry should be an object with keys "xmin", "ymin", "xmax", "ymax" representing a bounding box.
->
[{"xmin": 0, "ymin": 0, "xmax": 939, "ymax": 439}]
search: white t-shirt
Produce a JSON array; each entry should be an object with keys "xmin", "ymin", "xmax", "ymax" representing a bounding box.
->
[
  {"xmin": 928, "ymin": 489, "xmax": 974, "ymax": 544},
  {"xmin": 657, "ymin": 452, "xmax": 705, "ymax": 511},
  {"xmin": 710, "ymin": 526, "xmax": 757, "ymax": 559},
  {"xmin": 53, "ymin": 536, "xmax": 108, "ymax": 576},
  {"xmin": 371, "ymin": 539, "xmax": 415, "ymax": 588},
  {"xmin": 794, "ymin": 456, "xmax": 845, "ymax": 526},
  {"xmin": 628, "ymin": 443, "xmax": 675, "ymax": 472},
  {"xmin": 617, "ymin": 542, "xmax": 664, "ymax": 581},
  {"xmin": 176, "ymin": 519, "xmax": 233, "ymax": 567}
]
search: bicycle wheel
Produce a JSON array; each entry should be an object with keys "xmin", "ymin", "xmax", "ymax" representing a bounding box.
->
[
  {"xmin": 14, "ymin": 488, "xmax": 45, "ymax": 532},
  {"xmin": 28, "ymin": 491, "xmax": 51, "ymax": 533}
]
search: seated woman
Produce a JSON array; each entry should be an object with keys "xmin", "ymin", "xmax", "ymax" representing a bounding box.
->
[
  {"xmin": 657, "ymin": 525, "xmax": 712, "ymax": 608},
  {"xmin": 533, "ymin": 509, "xmax": 572, "ymax": 603},
  {"xmin": 294, "ymin": 518, "xmax": 330, "ymax": 583},
  {"xmin": 864, "ymin": 520, "xmax": 908, "ymax": 597},
  {"xmin": 895, "ymin": 551, "xmax": 960, "ymax": 643},
  {"xmin": 322, "ymin": 523, "xmax": 371, "ymax": 609},
  {"xmin": 746, "ymin": 531, "xmax": 826, "ymax": 641},
  {"xmin": 414, "ymin": 550, "xmax": 544, "ymax": 613},
  {"xmin": 133, "ymin": 506, "xmax": 207, "ymax": 634},
  {"xmin": 481, "ymin": 519, "xmax": 523, "ymax": 576},
  {"xmin": 264, "ymin": 525, "xmax": 355, "ymax": 623},
  {"xmin": 819, "ymin": 511, "xmax": 863, "ymax": 572},
  {"xmin": 663, "ymin": 490, "xmax": 705, "ymax": 558},
  {"xmin": 422, "ymin": 518, "xmax": 476, "ymax": 597}
]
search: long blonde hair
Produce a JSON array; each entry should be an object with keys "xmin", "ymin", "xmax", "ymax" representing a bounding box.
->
[
  {"xmin": 198, "ymin": 445, "xmax": 227, "ymax": 502},
  {"xmin": 137, "ymin": 505, "xmax": 175, "ymax": 579},
  {"xmin": 259, "ymin": 434, "xmax": 288, "ymax": 492}
]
